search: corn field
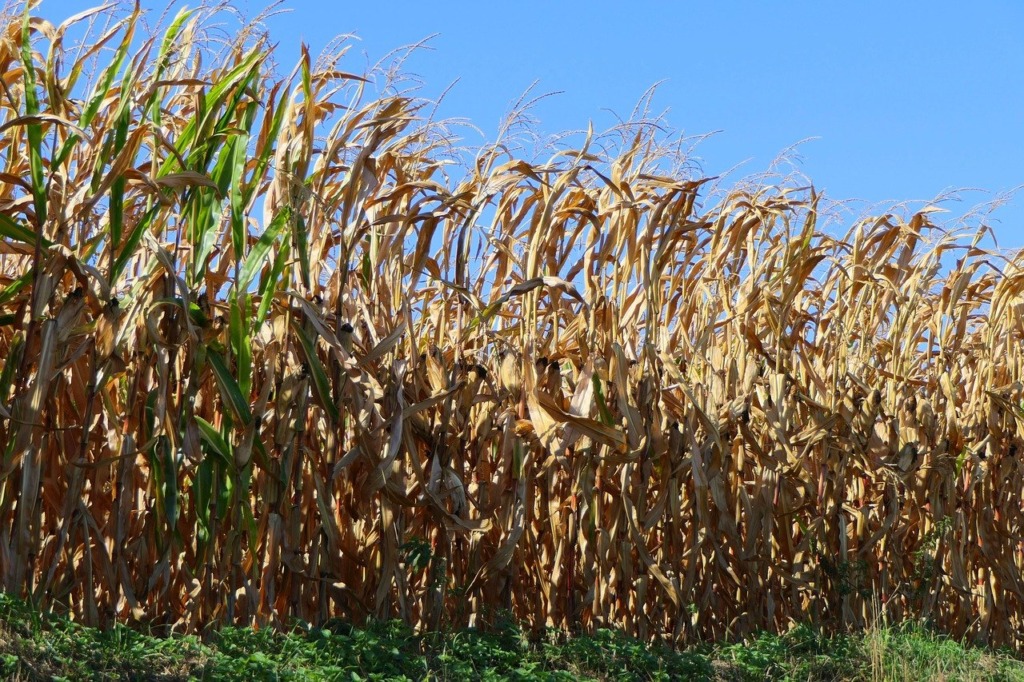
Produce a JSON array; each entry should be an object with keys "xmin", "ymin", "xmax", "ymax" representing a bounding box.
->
[{"xmin": 1, "ymin": 3, "xmax": 1023, "ymax": 648}]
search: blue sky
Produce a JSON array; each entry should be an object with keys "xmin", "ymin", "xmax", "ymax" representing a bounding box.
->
[{"xmin": 40, "ymin": 0, "xmax": 1024, "ymax": 248}]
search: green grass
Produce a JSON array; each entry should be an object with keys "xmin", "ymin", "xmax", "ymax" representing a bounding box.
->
[{"xmin": 2, "ymin": 593, "xmax": 1023, "ymax": 681}]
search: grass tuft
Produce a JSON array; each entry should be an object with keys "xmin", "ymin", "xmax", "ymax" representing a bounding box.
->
[{"xmin": 3, "ymin": 592, "xmax": 1024, "ymax": 680}]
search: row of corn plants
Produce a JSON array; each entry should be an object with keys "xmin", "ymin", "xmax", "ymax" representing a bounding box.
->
[{"xmin": 0, "ymin": 2, "xmax": 1023, "ymax": 648}]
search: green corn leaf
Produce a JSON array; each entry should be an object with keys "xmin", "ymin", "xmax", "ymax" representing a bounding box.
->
[
  {"xmin": 256, "ymin": 239, "xmax": 289, "ymax": 327},
  {"xmin": 229, "ymin": 296, "xmax": 252, "ymax": 398},
  {"xmin": 593, "ymin": 374, "xmax": 615, "ymax": 427},
  {"xmin": 148, "ymin": 436, "xmax": 178, "ymax": 540},
  {"xmin": 108, "ymin": 111, "xmax": 130, "ymax": 270},
  {"xmin": 360, "ymin": 251, "xmax": 372, "ymax": 291},
  {"xmin": 168, "ymin": 50, "xmax": 262, "ymax": 174},
  {"xmin": 194, "ymin": 456, "xmax": 213, "ymax": 545},
  {"xmin": 0, "ymin": 268, "xmax": 33, "ymax": 305},
  {"xmin": 294, "ymin": 324, "xmax": 340, "ymax": 424},
  {"xmin": 21, "ymin": 12, "xmax": 47, "ymax": 231},
  {"xmin": 0, "ymin": 213, "xmax": 39, "ymax": 246},
  {"xmin": 55, "ymin": 7, "xmax": 138, "ymax": 168},
  {"xmin": 294, "ymin": 213, "xmax": 311, "ymax": 291},
  {"xmin": 79, "ymin": 10, "xmax": 135, "ymax": 128},
  {"xmin": 245, "ymin": 85, "xmax": 291, "ymax": 207},
  {"xmin": 251, "ymin": 438, "xmax": 273, "ymax": 477},
  {"xmin": 238, "ymin": 207, "xmax": 289, "ymax": 292},
  {"xmin": 207, "ymin": 349, "xmax": 253, "ymax": 426},
  {"xmin": 229, "ymin": 101, "xmax": 258, "ymax": 260},
  {"xmin": 217, "ymin": 472, "xmax": 233, "ymax": 520},
  {"xmin": 188, "ymin": 188, "xmax": 223, "ymax": 286},
  {"xmin": 162, "ymin": 443, "xmax": 179, "ymax": 530},
  {"xmin": 146, "ymin": 7, "xmax": 195, "ymax": 126},
  {"xmin": 112, "ymin": 201, "xmax": 160, "ymax": 283},
  {"xmin": 195, "ymin": 416, "xmax": 234, "ymax": 470},
  {"xmin": 300, "ymin": 44, "xmax": 312, "ymax": 109}
]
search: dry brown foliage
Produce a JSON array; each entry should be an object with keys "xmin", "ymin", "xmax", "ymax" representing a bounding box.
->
[{"xmin": 1, "ymin": 3, "xmax": 1023, "ymax": 648}]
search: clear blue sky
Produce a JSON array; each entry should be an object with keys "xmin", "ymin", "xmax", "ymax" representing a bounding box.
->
[{"xmin": 39, "ymin": 0, "xmax": 1024, "ymax": 248}]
